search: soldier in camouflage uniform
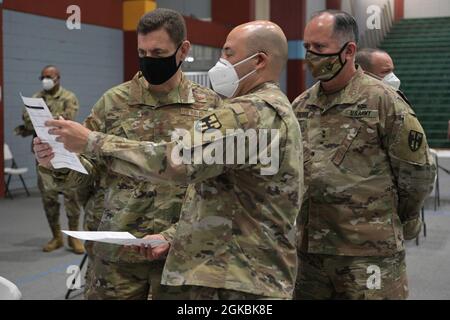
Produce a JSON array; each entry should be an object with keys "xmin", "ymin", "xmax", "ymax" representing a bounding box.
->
[
  {"xmin": 15, "ymin": 65, "xmax": 84, "ymax": 254},
  {"xmin": 36, "ymin": 9, "xmax": 221, "ymax": 300},
  {"xmin": 38, "ymin": 21, "xmax": 304, "ymax": 300},
  {"xmin": 292, "ymin": 10, "xmax": 436, "ymax": 299},
  {"xmin": 74, "ymin": 161, "xmax": 107, "ymax": 295}
]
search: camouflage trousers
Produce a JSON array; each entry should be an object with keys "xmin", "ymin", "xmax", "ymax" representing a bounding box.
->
[
  {"xmin": 37, "ymin": 171, "xmax": 81, "ymax": 228},
  {"xmin": 84, "ymin": 257, "xmax": 190, "ymax": 300},
  {"xmin": 294, "ymin": 251, "xmax": 408, "ymax": 300},
  {"xmin": 83, "ymin": 241, "xmax": 95, "ymax": 297},
  {"xmin": 185, "ymin": 286, "xmax": 286, "ymax": 300}
]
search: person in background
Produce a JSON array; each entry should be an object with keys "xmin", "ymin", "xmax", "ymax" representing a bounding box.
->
[
  {"xmin": 14, "ymin": 65, "xmax": 84, "ymax": 254},
  {"xmin": 293, "ymin": 10, "xmax": 436, "ymax": 300},
  {"xmin": 356, "ymin": 48, "xmax": 401, "ymax": 90}
]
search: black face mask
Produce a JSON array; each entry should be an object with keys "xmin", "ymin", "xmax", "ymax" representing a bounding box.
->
[{"xmin": 139, "ymin": 43, "xmax": 183, "ymax": 85}]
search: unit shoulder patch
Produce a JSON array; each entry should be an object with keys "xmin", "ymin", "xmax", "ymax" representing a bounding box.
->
[
  {"xmin": 195, "ymin": 114, "xmax": 222, "ymax": 133},
  {"xmin": 408, "ymin": 130, "xmax": 424, "ymax": 152}
]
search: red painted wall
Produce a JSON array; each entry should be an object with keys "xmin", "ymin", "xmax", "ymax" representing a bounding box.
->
[
  {"xmin": 395, "ymin": 0, "xmax": 404, "ymax": 21},
  {"xmin": 271, "ymin": 0, "xmax": 307, "ymax": 102},
  {"xmin": 326, "ymin": 0, "xmax": 342, "ymax": 10},
  {"xmin": 185, "ymin": 17, "xmax": 231, "ymax": 48},
  {"xmin": 287, "ymin": 59, "xmax": 306, "ymax": 102},
  {"xmin": 212, "ymin": 0, "xmax": 255, "ymax": 28},
  {"xmin": 270, "ymin": 0, "xmax": 305, "ymax": 40},
  {"xmin": 2, "ymin": 0, "xmax": 123, "ymax": 29},
  {"xmin": 124, "ymin": 31, "xmax": 139, "ymax": 82}
]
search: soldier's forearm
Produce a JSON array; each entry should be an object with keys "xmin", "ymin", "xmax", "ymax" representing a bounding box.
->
[
  {"xmin": 392, "ymin": 158, "xmax": 436, "ymax": 221},
  {"xmin": 159, "ymin": 223, "xmax": 178, "ymax": 243},
  {"xmin": 86, "ymin": 131, "xmax": 190, "ymax": 184},
  {"xmin": 39, "ymin": 156, "xmax": 96, "ymax": 190}
]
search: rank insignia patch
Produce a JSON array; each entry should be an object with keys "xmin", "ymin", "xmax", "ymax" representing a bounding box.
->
[{"xmin": 196, "ymin": 114, "xmax": 222, "ymax": 133}]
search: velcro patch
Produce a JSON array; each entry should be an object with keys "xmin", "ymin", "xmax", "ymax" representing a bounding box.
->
[
  {"xmin": 180, "ymin": 108, "xmax": 206, "ymax": 118},
  {"xmin": 408, "ymin": 130, "xmax": 424, "ymax": 152},
  {"xmin": 195, "ymin": 114, "xmax": 222, "ymax": 133},
  {"xmin": 342, "ymin": 109, "xmax": 379, "ymax": 118},
  {"xmin": 296, "ymin": 111, "xmax": 310, "ymax": 119}
]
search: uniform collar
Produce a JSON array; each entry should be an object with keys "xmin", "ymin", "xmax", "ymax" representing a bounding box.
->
[
  {"xmin": 39, "ymin": 86, "xmax": 64, "ymax": 99},
  {"xmin": 308, "ymin": 66, "xmax": 365, "ymax": 112},
  {"xmin": 247, "ymin": 81, "xmax": 279, "ymax": 95},
  {"xmin": 128, "ymin": 71, "xmax": 195, "ymax": 108}
]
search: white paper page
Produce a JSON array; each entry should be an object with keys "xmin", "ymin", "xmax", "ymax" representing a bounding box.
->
[
  {"xmin": 62, "ymin": 231, "xmax": 167, "ymax": 247},
  {"xmin": 21, "ymin": 94, "xmax": 88, "ymax": 174},
  {"xmin": 62, "ymin": 231, "xmax": 136, "ymax": 240}
]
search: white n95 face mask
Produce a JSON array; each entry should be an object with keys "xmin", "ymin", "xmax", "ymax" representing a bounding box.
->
[
  {"xmin": 42, "ymin": 78, "xmax": 56, "ymax": 91},
  {"xmin": 208, "ymin": 53, "xmax": 259, "ymax": 98},
  {"xmin": 383, "ymin": 72, "xmax": 401, "ymax": 90}
]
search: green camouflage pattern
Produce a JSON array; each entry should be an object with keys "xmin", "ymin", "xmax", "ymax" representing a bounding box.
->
[
  {"xmin": 37, "ymin": 172, "xmax": 81, "ymax": 228},
  {"xmin": 304, "ymin": 51, "xmax": 344, "ymax": 81},
  {"xmin": 53, "ymin": 72, "xmax": 221, "ymax": 264},
  {"xmin": 295, "ymin": 251, "xmax": 408, "ymax": 300},
  {"xmin": 85, "ymin": 257, "xmax": 190, "ymax": 300},
  {"xmin": 186, "ymin": 286, "xmax": 282, "ymax": 300},
  {"xmin": 49, "ymin": 72, "xmax": 220, "ymax": 299},
  {"xmin": 16, "ymin": 87, "xmax": 81, "ymax": 229},
  {"xmin": 292, "ymin": 66, "xmax": 436, "ymax": 257},
  {"xmin": 83, "ymin": 81, "xmax": 304, "ymax": 299},
  {"xmin": 15, "ymin": 86, "xmax": 80, "ymax": 139}
]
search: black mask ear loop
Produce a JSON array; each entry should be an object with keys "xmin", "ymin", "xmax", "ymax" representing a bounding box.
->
[
  {"xmin": 174, "ymin": 42, "xmax": 184, "ymax": 70},
  {"xmin": 321, "ymin": 41, "xmax": 351, "ymax": 83}
]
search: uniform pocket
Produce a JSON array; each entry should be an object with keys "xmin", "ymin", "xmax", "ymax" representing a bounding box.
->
[{"xmin": 332, "ymin": 122, "xmax": 381, "ymax": 178}]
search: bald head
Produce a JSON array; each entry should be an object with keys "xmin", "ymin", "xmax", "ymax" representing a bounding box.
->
[
  {"xmin": 356, "ymin": 48, "xmax": 394, "ymax": 78},
  {"xmin": 42, "ymin": 65, "xmax": 60, "ymax": 78},
  {"xmin": 229, "ymin": 21, "xmax": 288, "ymax": 76}
]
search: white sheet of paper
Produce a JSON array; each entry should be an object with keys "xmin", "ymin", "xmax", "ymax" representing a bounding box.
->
[
  {"xmin": 21, "ymin": 94, "xmax": 88, "ymax": 174},
  {"xmin": 62, "ymin": 231, "xmax": 167, "ymax": 247}
]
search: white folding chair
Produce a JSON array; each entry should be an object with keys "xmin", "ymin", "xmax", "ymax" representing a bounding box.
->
[
  {"xmin": 430, "ymin": 148, "xmax": 440, "ymax": 210},
  {"xmin": 4, "ymin": 143, "xmax": 30, "ymax": 199},
  {"xmin": 0, "ymin": 277, "xmax": 22, "ymax": 300}
]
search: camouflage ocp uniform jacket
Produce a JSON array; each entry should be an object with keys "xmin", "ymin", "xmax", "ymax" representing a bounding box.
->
[
  {"xmin": 83, "ymin": 81, "xmax": 304, "ymax": 299},
  {"xmin": 292, "ymin": 66, "xmax": 436, "ymax": 257},
  {"xmin": 17, "ymin": 86, "xmax": 80, "ymax": 138},
  {"xmin": 47, "ymin": 72, "xmax": 221, "ymax": 263},
  {"xmin": 17, "ymin": 86, "xmax": 79, "ymax": 191}
]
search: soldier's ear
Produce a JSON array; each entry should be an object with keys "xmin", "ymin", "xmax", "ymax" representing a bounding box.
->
[
  {"xmin": 255, "ymin": 52, "xmax": 268, "ymax": 71},
  {"xmin": 345, "ymin": 42, "xmax": 357, "ymax": 58},
  {"xmin": 180, "ymin": 40, "xmax": 191, "ymax": 61}
]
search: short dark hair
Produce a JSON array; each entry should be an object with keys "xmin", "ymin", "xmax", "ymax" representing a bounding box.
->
[
  {"xmin": 42, "ymin": 65, "xmax": 60, "ymax": 77},
  {"xmin": 137, "ymin": 8, "xmax": 187, "ymax": 46},
  {"xmin": 310, "ymin": 10, "xmax": 359, "ymax": 45}
]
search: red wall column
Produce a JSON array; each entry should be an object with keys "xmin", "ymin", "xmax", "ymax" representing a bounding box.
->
[
  {"xmin": 270, "ymin": 0, "xmax": 307, "ymax": 101},
  {"xmin": 2, "ymin": 0, "xmax": 122, "ymax": 29},
  {"xmin": 395, "ymin": 0, "xmax": 405, "ymax": 21},
  {"xmin": 212, "ymin": 0, "xmax": 255, "ymax": 28},
  {"xmin": 326, "ymin": 0, "xmax": 342, "ymax": 10}
]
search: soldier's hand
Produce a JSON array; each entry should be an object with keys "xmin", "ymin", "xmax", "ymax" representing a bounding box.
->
[
  {"xmin": 46, "ymin": 118, "xmax": 92, "ymax": 153},
  {"xmin": 33, "ymin": 137, "xmax": 54, "ymax": 169},
  {"xmin": 137, "ymin": 234, "xmax": 170, "ymax": 261}
]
